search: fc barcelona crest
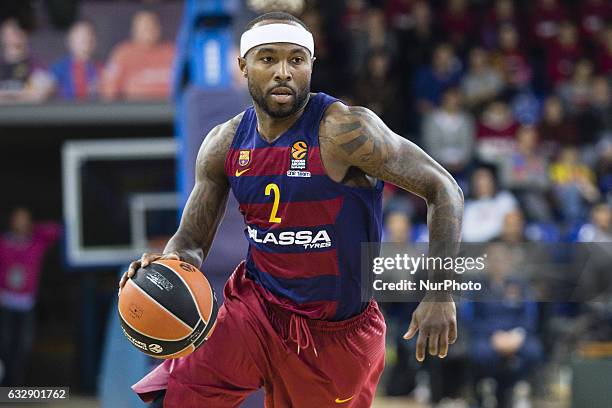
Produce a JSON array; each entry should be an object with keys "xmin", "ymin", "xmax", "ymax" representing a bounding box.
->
[{"xmin": 238, "ymin": 150, "xmax": 250, "ymax": 167}]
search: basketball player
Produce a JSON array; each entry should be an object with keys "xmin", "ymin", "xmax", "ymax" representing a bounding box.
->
[{"xmin": 119, "ymin": 12, "xmax": 463, "ymax": 407}]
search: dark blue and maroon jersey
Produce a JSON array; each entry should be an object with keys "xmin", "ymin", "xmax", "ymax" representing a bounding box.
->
[{"xmin": 224, "ymin": 93, "xmax": 383, "ymax": 321}]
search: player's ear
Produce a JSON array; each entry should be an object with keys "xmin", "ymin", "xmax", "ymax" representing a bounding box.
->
[{"xmin": 238, "ymin": 57, "xmax": 247, "ymax": 77}]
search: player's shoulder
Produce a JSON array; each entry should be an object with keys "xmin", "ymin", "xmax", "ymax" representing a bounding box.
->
[
  {"xmin": 196, "ymin": 112, "xmax": 247, "ymax": 179},
  {"xmin": 320, "ymin": 101, "xmax": 375, "ymax": 138},
  {"xmin": 197, "ymin": 112, "xmax": 245, "ymax": 162},
  {"xmin": 321, "ymin": 101, "xmax": 375, "ymax": 126}
]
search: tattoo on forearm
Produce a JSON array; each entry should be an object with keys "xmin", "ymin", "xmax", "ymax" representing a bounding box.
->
[{"xmin": 164, "ymin": 114, "xmax": 242, "ymax": 267}]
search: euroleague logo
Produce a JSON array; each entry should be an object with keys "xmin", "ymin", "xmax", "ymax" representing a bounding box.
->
[
  {"xmin": 291, "ymin": 141, "xmax": 308, "ymax": 160},
  {"xmin": 148, "ymin": 343, "xmax": 163, "ymax": 354},
  {"xmin": 288, "ymin": 140, "xmax": 311, "ymax": 178}
]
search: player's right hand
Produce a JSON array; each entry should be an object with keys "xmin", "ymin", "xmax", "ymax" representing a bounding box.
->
[{"xmin": 118, "ymin": 252, "xmax": 180, "ymax": 296}]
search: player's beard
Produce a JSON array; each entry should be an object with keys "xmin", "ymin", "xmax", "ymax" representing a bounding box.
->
[{"xmin": 248, "ymin": 78, "xmax": 310, "ymax": 118}]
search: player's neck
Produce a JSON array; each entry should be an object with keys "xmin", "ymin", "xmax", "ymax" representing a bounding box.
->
[{"xmin": 254, "ymin": 94, "xmax": 310, "ymax": 143}]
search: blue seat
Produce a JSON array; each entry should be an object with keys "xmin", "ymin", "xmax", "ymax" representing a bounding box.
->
[
  {"xmin": 525, "ymin": 222, "xmax": 561, "ymax": 242},
  {"xmin": 412, "ymin": 223, "xmax": 429, "ymax": 242}
]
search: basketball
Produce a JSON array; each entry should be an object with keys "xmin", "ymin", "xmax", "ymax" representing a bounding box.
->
[{"xmin": 118, "ymin": 259, "xmax": 218, "ymax": 359}]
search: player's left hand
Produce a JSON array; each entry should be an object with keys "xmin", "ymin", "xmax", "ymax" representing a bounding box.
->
[{"xmin": 403, "ymin": 293, "xmax": 457, "ymax": 362}]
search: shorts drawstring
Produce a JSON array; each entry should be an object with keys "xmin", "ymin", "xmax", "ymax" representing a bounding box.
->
[{"xmin": 288, "ymin": 313, "xmax": 318, "ymax": 357}]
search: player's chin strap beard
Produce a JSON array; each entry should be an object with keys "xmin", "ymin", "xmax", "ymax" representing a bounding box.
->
[{"xmin": 289, "ymin": 313, "xmax": 318, "ymax": 357}]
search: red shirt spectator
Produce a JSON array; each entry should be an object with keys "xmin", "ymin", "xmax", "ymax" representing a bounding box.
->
[
  {"xmin": 476, "ymin": 100, "xmax": 519, "ymax": 164},
  {"xmin": 385, "ymin": 0, "xmax": 415, "ymax": 31},
  {"xmin": 578, "ymin": 0, "xmax": 612, "ymax": 41},
  {"xmin": 547, "ymin": 22, "xmax": 582, "ymax": 87},
  {"xmin": 477, "ymin": 103, "xmax": 519, "ymax": 140},
  {"xmin": 0, "ymin": 209, "xmax": 61, "ymax": 311},
  {"xmin": 492, "ymin": 24, "xmax": 532, "ymax": 89},
  {"xmin": 538, "ymin": 96, "xmax": 580, "ymax": 154},
  {"xmin": 529, "ymin": 0, "xmax": 568, "ymax": 48},
  {"xmin": 101, "ymin": 10, "xmax": 174, "ymax": 101},
  {"xmin": 440, "ymin": 0, "xmax": 476, "ymax": 49}
]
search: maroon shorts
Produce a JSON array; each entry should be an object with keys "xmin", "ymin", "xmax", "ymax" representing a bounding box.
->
[{"xmin": 132, "ymin": 262, "xmax": 386, "ymax": 407}]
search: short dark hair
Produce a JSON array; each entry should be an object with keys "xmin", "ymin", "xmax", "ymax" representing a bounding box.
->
[{"xmin": 244, "ymin": 11, "xmax": 309, "ymax": 32}]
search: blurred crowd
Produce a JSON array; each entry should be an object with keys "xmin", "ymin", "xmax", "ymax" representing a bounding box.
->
[{"xmin": 0, "ymin": 9, "xmax": 175, "ymax": 103}]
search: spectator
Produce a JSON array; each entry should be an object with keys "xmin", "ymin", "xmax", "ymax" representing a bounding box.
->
[
  {"xmin": 491, "ymin": 24, "xmax": 532, "ymax": 93},
  {"xmin": 549, "ymin": 146, "xmax": 600, "ymax": 223},
  {"xmin": 100, "ymin": 10, "xmax": 175, "ymax": 101},
  {"xmin": 461, "ymin": 47, "xmax": 504, "ymax": 112},
  {"xmin": 558, "ymin": 58, "xmax": 594, "ymax": 115},
  {"xmin": 578, "ymin": 0, "xmax": 612, "ymax": 45},
  {"xmin": 464, "ymin": 244, "xmax": 542, "ymax": 408},
  {"xmin": 383, "ymin": 203, "xmax": 413, "ymax": 244},
  {"xmin": 538, "ymin": 95, "xmax": 580, "ymax": 155},
  {"xmin": 476, "ymin": 99, "xmax": 519, "ymax": 165},
  {"xmin": 50, "ymin": 20, "xmax": 101, "ymax": 101},
  {"xmin": 365, "ymin": 8, "xmax": 397, "ymax": 56},
  {"xmin": 578, "ymin": 202, "xmax": 612, "ymax": 242},
  {"xmin": 399, "ymin": 1, "xmax": 440, "ymax": 74},
  {"xmin": 501, "ymin": 126, "xmax": 552, "ymax": 221},
  {"xmin": 594, "ymin": 137, "xmax": 612, "ymax": 196},
  {"xmin": 440, "ymin": 0, "xmax": 476, "ymax": 52},
  {"xmin": 0, "ymin": 208, "xmax": 61, "ymax": 386},
  {"xmin": 462, "ymin": 167, "xmax": 518, "ymax": 242},
  {"xmin": 492, "ymin": 209, "xmax": 529, "ymax": 244},
  {"xmin": 528, "ymin": 0, "xmax": 568, "ymax": 50},
  {"xmin": 342, "ymin": 0, "xmax": 369, "ymax": 74},
  {"xmin": 481, "ymin": 0, "xmax": 520, "ymax": 49},
  {"xmin": 0, "ymin": 19, "xmax": 53, "ymax": 104},
  {"xmin": 547, "ymin": 21, "xmax": 583, "ymax": 88},
  {"xmin": 413, "ymin": 43, "xmax": 462, "ymax": 114},
  {"xmin": 579, "ymin": 76, "xmax": 612, "ymax": 143},
  {"xmin": 355, "ymin": 49, "xmax": 402, "ymax": 131},
  {"xmin": 384, "ymin": 0, "xmax": 414, "ymax": 31},
  {"xmin": 422, "ymin": 87, "xmax": 474, "ymax": 180},
  {"xmin": 302, "ymin": 10, "xmax": 340, "ymax": 95},
  {"xmin": 598, "ymin": 25, "xmax": 612, "ymax": 75},
  {"xmin": 347, "ymin": 7, "xmax": 397, "ymax": 79},
  {"xmin": 579, "ymin": 0, "xmax": 612, "ymax": 41}
]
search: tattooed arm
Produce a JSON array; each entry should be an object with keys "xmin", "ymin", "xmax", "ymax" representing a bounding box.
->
[
  {"xmin": 320, "ymin": 103, "xmax": 464, "ymax": 361},
  {"xmin": 119, "ymin": 113, "xmax": 242, "ymax": 291}
]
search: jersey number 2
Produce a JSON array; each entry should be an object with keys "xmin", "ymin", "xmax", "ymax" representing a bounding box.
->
[{"xmin": 265, "ymin": 183, "xmax": 282, "ymax": 223}]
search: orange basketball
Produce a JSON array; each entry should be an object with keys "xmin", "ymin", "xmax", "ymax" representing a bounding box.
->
[{"xmin": 118, "ymin": 259, "xmax": 218, "ymax": 359}]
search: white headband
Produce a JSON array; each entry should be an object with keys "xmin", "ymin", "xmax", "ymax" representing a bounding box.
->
[{"xmin": 240, "ymin": 23, "xmax": 314, "ymax": 58}]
